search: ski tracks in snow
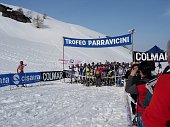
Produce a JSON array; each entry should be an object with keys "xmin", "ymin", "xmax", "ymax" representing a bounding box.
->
[{"xmin": 0, "ymin": 82, "xmax": 128, "ymax": 127}]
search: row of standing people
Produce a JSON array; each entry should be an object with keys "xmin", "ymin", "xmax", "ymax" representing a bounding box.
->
[{"xmin": 69, "ymin": 61, "xmax": 129, "ymax": 86}]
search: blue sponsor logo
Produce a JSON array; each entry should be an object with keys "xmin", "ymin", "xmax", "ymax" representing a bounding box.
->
[
  {"xmin": 13, "ymin": 74, "xmax": 20, "ymax": 85},
  {"xmin": 10, "ymin": 72, "xmax": 41, "ymax": 85},
  {"xmin": 21, "ymin": 73, "xmax": 41, "ymax": 84}
]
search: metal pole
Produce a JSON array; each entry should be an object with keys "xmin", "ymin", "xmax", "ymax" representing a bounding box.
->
[
  {"xmin": 63, "ymin": 38, "xmax": 64, "ymax": 71},
  {"xmin": 63, "ymin": 37, "xmax": 65, "ymax": 82},
  {"xmin": 132, "ymin": 32, "xmax": 134, "ymax": 53},
  {"xmin": 128, "ymin": 29, "xmax": 135, "ymax": 61},
  {"xmin": 131, "ymin": 29, "xmax": 135, "ymax": 53},
  {"xmin": 10, "ymin": 73, "xmax": 11, "ymax": 91}
]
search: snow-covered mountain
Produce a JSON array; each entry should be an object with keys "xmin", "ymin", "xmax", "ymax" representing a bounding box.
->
[
  {"xmin": 0, "ymin": 3, "xmax": 131, "ymax": 74},
  {"xmin": 0, "ymin": 3, "xmax": 131, "ymax": 127}
]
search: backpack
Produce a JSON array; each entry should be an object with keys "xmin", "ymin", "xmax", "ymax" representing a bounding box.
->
[
  {"xmin": 141, "ymin": 78, "xmax": 158, "ymax": 109},
  {"xmin": 95, "ymin": 69, "xmax": 101, "ymax": 77},
  {"xmin": 96, "ymin": 70, "xmax": 100, "ymax": 75}
]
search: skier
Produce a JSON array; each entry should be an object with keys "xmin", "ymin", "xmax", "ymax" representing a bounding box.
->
[
  {"xmin": 16, "ymin": 60, "xmax": 27, "ymax": 87},
  {"xmin": 17, "ymin": 60, "xmax": 27, "ymax": 73}
]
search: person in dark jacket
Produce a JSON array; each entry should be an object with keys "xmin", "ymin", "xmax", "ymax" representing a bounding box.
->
[
  {"xmin": 124, "ymin": 63, "xmax": 140, "ymax": 125},
  {"xmin": 125, "ymin": 61, "xmax": 154, "ymax": 127},
  {"xmin": 124, "ymin": 65, "xmax": 139, "ymax": 109},
  {"xmin": 95, "ymin": 65, "xmax": 102, "ymax": 87},
  {"xmin": 142, "ymin": 40, "xmax": 170, "ymax": 127}
]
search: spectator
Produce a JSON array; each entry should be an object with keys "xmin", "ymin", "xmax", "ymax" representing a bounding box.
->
[
  {"xmin": 125, "ymin": 61, "xmax": 154, "ymax": 127},
  {"xmin": 157, "ymin": 62, "xmax": 162, "ymax": 73},
  {"xmin": 85, "ymin": 64, "xmax": 91, "ymax": 86},
  {"xmin": 124, "ymin": 63, "xmax": 140, "ymax": 126},
  {"xmin": 69, "ymin": 65, "xmax": 75, "ymax": 83},
  {"xmin": 142, "ymin": 41, "xmax": 170, "ymax": 127},
  {"xmin": 117, "ymin": 65, "xmax": 124, "ymax": 86},
  {"xmin": 79, "ymin": 64, "xmax": 83, "ymax": 83},
  {"xmin": 95, "ymin": 65, "xmax": 102, "ymax": 87}
]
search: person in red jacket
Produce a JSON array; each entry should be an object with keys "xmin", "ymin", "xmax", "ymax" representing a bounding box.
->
[{"xmin": 142, "ymin": 41, "xmax": 170, "ymax": 127}]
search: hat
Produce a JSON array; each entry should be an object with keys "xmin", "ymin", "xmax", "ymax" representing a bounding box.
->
[{"xmin": 139, "ymin": 61, "xmax": 152, "ymax": 75}]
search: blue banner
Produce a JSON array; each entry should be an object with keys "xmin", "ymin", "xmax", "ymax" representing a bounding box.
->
[
  {"xmin": 63, "ymin": 34, "xmax": 132, "ymax": 48},
  {"xmin": 0, "ymin": 74, "xmax": 11, "ymax": 87},
  {"xmin": 10, "ymin": 72, "xmax": 41, "ymax": 85},
  {"xmin": 0, "ymin": 72, "xmax": 42, "ymax": 87}
]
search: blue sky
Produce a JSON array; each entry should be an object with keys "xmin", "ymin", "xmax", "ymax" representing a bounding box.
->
[{"xmin": 1, "ymin": 0, "xmax": 170, "ymax": 51}]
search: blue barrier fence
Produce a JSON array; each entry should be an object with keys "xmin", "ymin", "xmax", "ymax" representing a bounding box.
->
[
  {"xmin": 0, "ymin": 71, "xmax": 65, "ymax": 88},
  {"xmin": 0, "ymin": 72, "xmax": 41, "ymax": 87},
  {"xmin": 0, "ymin": 73, "xmax": 10, "ymax": 87}
]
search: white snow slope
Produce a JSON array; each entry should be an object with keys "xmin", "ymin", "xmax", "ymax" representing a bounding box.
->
[
  {"xmin": 0, "ymin": 3, "xmax": 131, "ymax": 74},
  {"xmin": 0, "ymin": 3, "xmax": 131, "ymax": 127}
]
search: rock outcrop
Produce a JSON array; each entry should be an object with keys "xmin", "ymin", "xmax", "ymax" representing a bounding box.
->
[{"xmin": 0, "ymin": 4, "xmax": 31, "ymax": 23}]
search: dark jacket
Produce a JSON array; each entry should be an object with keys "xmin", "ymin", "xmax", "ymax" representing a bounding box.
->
[{"xmin": 125, "ymin": 75, "xmax": 150, "ymax": 115}]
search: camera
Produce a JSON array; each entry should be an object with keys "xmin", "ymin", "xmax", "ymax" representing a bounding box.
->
[{"xmin": 139, "ymin": 61, "xmax": 155, "ymax": 75}]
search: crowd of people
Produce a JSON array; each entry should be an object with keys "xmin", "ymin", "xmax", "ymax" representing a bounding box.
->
[
  {"xmin": 67, "ymin": 59, "xmax": 163, "ymax": 88},
  {"xmin": 68, "ymin": 60, "xmax": 130, "ymax": 87}
]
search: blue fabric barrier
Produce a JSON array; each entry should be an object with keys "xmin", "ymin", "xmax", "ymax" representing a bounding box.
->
[
  {"xmin": 0, "ymin": 72, "xmax": 41, "ymax": 87},
  {"xmin": 0, "ymin": 74, "xmax": 11, "ymax": 87}
]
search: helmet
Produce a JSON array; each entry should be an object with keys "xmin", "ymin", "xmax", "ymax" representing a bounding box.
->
[{"xmin": 20, "ymin": 61, "xmax": 23, "ymax": 65}]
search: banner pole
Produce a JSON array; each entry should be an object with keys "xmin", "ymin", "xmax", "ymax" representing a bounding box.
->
[
  {"xmin": 10, "ymin": 73, "xmax": 11, "ymax": 91},
  {"xmin": 128, "ymin": 29, "xmax": 135, "ymax": 61},
  {"xmin": 63, "ymin": 37, "xmax": 65, "ymax": 82},
  {"xmin": 131, "ymin": 29, "xmax": 135, "ymax": 53},
  {"xmin": 132, "ymin": 32, "xmax": 134, "ymax": 54},
  {"xmin": 132, "ymin": 31, "xmax": 135, "ymax": 62}
]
